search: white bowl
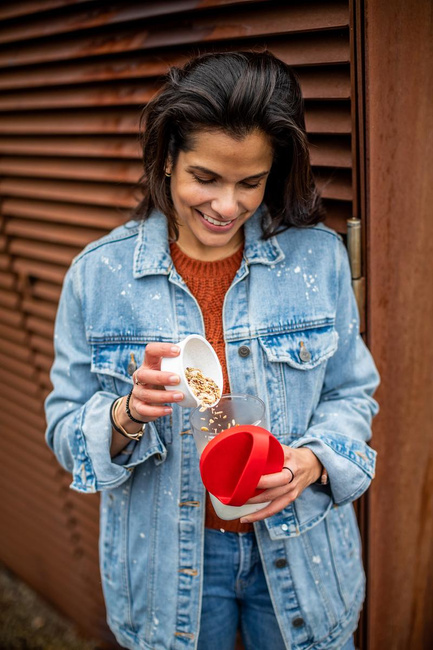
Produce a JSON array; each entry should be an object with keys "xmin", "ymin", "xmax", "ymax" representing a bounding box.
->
[
  {"xmin": 209, "ymin": 493, "xmax": 270, "ymax": 521},
  {"xmin": 161, "ymin": 335, "xmax": 223, "ymax": 408}
]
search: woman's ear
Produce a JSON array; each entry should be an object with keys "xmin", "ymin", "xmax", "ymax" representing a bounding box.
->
[{"xmin": 165, "ymin": 158, "xmax": 173, "ymax": 177}]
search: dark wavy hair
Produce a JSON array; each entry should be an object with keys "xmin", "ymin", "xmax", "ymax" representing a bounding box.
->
[{"xmin": 133, "ymin": 50, "xmax": 324, "ymax": 239}]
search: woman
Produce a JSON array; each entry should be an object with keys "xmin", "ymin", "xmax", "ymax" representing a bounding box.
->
[{"xmin": 45, "ymin": 51, "xmax": 379, "ymax": 650}]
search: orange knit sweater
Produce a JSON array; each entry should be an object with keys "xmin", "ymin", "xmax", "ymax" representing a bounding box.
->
[{"xmin": 170, "ymin": 242, "xmax": 253, "ymax": 533}]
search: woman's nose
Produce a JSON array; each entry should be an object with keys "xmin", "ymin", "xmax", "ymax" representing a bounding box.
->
[{"xmin": 211, "ymin": 188, "xmax": 239, "ymax": 220}]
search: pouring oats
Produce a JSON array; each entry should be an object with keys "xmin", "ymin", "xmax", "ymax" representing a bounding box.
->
[{"xmin": 185, "ymin": 366, "xmax": 221, "ymax": 408}]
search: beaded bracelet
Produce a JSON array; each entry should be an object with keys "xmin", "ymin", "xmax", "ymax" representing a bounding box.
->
[
  {"xmin": 125, "ymin": 388, "xmax": 147, "ymax": 424},
  {"xmin": 110, "ymin": 397, "xmax": 144, "ymax": 441}
]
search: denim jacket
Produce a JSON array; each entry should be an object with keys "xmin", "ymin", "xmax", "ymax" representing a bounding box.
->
[{"xmin": 45, "ymin": 206, "xmax": 379, "ymax": 650}]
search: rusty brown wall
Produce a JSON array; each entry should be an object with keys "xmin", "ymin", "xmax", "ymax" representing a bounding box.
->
[
  {"xmin": 365, "ymin": 0, "xmax": 433, "ymax": 649},
  {"xmin": 0, "ymin": 0, "xmax": 373, "ymax": 646}
]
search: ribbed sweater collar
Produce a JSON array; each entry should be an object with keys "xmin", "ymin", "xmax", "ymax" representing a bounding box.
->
[{"xmin": 169, "ymin": 242, "xmax": 244, "ymax": 278}]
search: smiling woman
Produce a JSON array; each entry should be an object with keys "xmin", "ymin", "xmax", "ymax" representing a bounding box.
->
[{"xmin": 45, "ymin": 51, "xmax": 379, "ymax": 650}]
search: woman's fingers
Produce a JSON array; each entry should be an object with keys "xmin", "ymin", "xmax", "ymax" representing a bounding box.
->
[
  {"xmin": 246, "ymin": 483, "xmax": 296, "ymax": 504},
  {"xmin": 256, "ymin": 468, "xmax": 295, "ymax": 491},
  {"xmin": 129, "ymin": 392, "xmax": 180, "ymax": 421},
  {"xmin": 134, "ymin": 386, "xmax": 184, "ymax": 404},
  {"xmin": 241, "ymin": 494, "xmax": 294, "ymax": 523},
  {"xmin": 134, "ymin": 367, "xmax": 180, "ymax": 387},
  {"xmin": 129, "ymin": 385, "xmax": 184, "ymax": 422},
  {"xmin": 127, "ymin": 343, "xmax": 184, "ymax": 422},
  {"xmin": 132, "ymin": 403, "xmax": 174, "ymax": 419},
  {"xmin": 143, "ymin": 342, "xmax": 180, "ymax": 369}
]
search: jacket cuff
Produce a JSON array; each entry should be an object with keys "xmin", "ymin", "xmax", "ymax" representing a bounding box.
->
[
  {"xmin": 111, "ymin": 420, "xmax": 167, "ymax": 469},
  {"xmin": 291, "ymin": 432, "xmax": 376, "ymax": 506},
  {"xmin": 71, "ymin": 392, "xmax": 166, "ymax": 493}
]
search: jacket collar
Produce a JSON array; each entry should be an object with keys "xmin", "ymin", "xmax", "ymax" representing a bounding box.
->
[{"xmin": 132, "ymin": 205, "xmax": 284, "ymax": 278}]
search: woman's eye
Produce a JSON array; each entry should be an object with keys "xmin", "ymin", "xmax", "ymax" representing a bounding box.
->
[
  {"xmin": 194, "ymin": 176, "xmax": 215, "ymax": 185},
  {"xmin": 192, "ymin": 175, "xmax": 261, "ymax": 189}
]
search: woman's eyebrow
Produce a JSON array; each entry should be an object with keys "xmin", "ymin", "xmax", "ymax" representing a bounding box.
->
[{"xmin": 187, "ymin": 165, "xmax": 270, "ymax": 180}]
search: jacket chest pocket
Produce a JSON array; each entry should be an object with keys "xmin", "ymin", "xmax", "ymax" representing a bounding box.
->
[
  {"xmin": 258, "ymin": 323, "xmax": 338, "ymax": 433},
  {"xmin": 90, "ymin": 341, "xmax": 145, "ymax": 395}
]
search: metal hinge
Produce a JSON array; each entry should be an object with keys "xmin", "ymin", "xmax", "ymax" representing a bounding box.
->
[{"xmin": 347, "ymin": 217, "xmax": 366, "ymax": 333}]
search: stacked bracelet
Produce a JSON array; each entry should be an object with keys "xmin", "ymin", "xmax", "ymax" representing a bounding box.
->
[
  {"xmin": 110, "ymin": 397, "xmax": 144, "ymax": 441},
  {"xmin": 125, "ymin": 388, "xmax": 146, "ymax": 424}
]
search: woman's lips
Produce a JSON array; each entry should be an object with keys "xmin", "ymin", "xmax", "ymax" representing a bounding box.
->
[{"xmin": 195, "ymin": 209, "xmax": 237, "ymax": 232}]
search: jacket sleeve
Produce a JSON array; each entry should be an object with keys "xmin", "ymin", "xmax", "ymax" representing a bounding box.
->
[
  {"xmin": 291, "ymin": 238, "xmax": 380, "ymax": 506},
  {"xmin": 44, "ymin": 261, "xmax": 167, "ymax": 494}
]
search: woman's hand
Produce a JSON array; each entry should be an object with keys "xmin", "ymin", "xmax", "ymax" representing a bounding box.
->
[
  {"xmin": 129, "ymin": 342, "xmax": 184, "ymax": 423},
  {"xmin": 110, "ymin": 343, "xmax": 183, "ymax": 457},
  {"xmin": 239, "ymin": 446, "xmax": 323, "ymax": 524}
]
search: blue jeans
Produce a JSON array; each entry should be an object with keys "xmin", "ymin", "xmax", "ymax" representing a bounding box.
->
[{"xmin": 198, "ymin": 529, "xmax": 356, "ymax": 650}]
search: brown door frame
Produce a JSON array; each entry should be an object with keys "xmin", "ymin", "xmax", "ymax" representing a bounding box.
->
[{"xmin": 362, "ymin": 0, "xmax": 433, "ymax": 648}]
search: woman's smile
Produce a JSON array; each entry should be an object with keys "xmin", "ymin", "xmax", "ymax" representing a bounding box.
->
[{"xmin": 195, "ymin": 208, "xmax": 237, "ymax": 230}]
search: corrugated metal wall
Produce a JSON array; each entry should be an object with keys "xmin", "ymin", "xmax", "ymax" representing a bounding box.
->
[{"xmin": 0, "ymin": 1, "xmax": 356, "ymax": 645}]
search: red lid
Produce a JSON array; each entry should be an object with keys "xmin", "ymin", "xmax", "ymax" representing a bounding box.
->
[{"xmin": 199, "ymin": 425, "xmax": 284, "ymax": 506}]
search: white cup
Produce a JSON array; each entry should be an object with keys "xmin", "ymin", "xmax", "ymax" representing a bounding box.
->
[{"xmin": 161, "ymin": 334, "xmax": 223, "ymax": 408}]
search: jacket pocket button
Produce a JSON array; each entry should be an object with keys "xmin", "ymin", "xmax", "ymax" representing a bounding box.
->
[
  {"xmin": 299, "ymin": 343, "xmax": 311, "ymax": 362},
  {"xmin": 275, "ymin": 558, "xmax": 287, "ymax": 568},
  {"xmin": 127, "ymin": 352, "xmax": 137, "ymax": 375},
  {"xmin": 292, "ymin": 617, "xmax": 305, "ymax": 628},
  {"xmin": 238, "ymin": 345, "xmax": 250, "ymax": 358}
]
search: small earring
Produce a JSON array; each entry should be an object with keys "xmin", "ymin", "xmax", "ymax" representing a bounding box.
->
[{"xmin": 165, "ymin": 171, "xmax": 171, "ymax": 177}]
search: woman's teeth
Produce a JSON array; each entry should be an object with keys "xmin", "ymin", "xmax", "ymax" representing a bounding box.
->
[{"xmin": 199, "ymin": 211, "xmax": 233, "ymax": 226}]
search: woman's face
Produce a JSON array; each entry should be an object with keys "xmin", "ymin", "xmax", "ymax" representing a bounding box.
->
[{"xmin": 169, "ymin": 129, "xmax": 274, "ymax": 261}]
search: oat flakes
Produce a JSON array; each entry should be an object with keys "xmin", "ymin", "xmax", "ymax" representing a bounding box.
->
[{"xmin": 185, "ymin": 366, "xmax": 221, "ymax": 408}]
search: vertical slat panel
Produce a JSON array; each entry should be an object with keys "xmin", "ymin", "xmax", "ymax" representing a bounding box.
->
[
  {"xmin": 365, "ymin": 0, "xmax": 433, "ymax": 649},
  {"xmin": 0, "ymin": 1, "xmax": 354, "ymax": 646}
]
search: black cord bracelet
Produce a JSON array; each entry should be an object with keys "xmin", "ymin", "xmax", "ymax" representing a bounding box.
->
[
  {"xmin": 110, "ymin": 397, "xmax": 143, "ymax": 440},
  {"xmin": 125, "ymin": 388, "xmax": 146, "ymax": 424},
  {"xmin": 110, "ymin": 398, "xmax": 128, "ymax": 438}
]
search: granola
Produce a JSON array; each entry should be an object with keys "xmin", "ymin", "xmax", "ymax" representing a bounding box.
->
[{"xmin": 185, "ymin": 366, "xmax": 221, "ymax": 408}]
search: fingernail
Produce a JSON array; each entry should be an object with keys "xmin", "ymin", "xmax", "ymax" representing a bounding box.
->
[
  {"xmin": 240, "ymin": 518, "xmax": 251, "ymax": 524},
  {"xmin": 169, "ymin": 375, "xmax": 180, "ymax": 384},
  {"xmin": 171, "ymin": 346, "xmax": 180, "ymax": 354},
  {"xmin": 164, "ymin": 407, "xmax": 173, "ymax": 414},
  {"xmin": 173, "ymin": 393, "xmax": 184, "ymax": 400}
]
